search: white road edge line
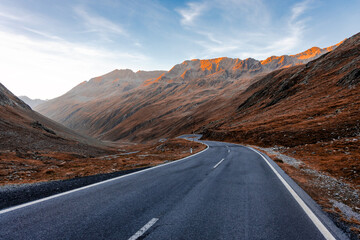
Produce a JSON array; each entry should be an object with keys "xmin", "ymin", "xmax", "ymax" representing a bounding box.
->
[
  {"xmin": 128, "ymin": 218, "xmax": 159, "ymax": 240},
  {"xmin": 213, "ymin": 158, "xmax": 224, "ymax": 169},
  {"xmin": 247, "ymin": 147, "xmax": 336, "ymax": 240},
  {"xmin": 0, "ymin": 142, "xmax": 209, "ymax": 215}
]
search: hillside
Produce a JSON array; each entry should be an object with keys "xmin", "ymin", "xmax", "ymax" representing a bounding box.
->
[
  {"xmin": 35, "ymin": 42, "xmax": 342, "ymax": 140},
  {"xmin": 201, "ymin": 33, "xmax": 359, "ymax": 148},
  {"xmin": 0, "ymin": 83, "xmax": 109, "ymax": 155},
  {"xmin": 35, "ymin": 69, "xmax": 166, "ymax": 131}
]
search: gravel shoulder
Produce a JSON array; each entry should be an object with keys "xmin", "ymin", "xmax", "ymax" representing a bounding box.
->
[{"xmin": 255, "ymin": 145, "xmax": 360, "ymax": 240}]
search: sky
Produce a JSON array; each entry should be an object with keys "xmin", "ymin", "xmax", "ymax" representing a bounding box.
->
[{"xmin": 0, "ymin": 0, "xmax": 359, "ymax": 99}]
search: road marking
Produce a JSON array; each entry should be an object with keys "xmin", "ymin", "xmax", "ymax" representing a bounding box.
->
[
  {"xmin": 0, "ymin": 143, "xmax": 209, "ymax": 215},
  {"xmin": 213, "ymin": 158, "xmax": 224, "ymax": 169},
  {"xmin": 247, "ymin": 147, "xmax": 336, "ymax": 240},
  {"xmin": 228, "ymin": 149, "xmax": 230, "ymax": 153},
  {"xmin": 128, "ymin": 218, "xmax": 159, "ymax": 240}
]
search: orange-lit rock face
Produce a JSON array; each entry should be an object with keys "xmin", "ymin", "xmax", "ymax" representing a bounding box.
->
[
  {"xmin": 143, "ymin": 74, "xmax": 165, "ymax": 86},
  {"xmin": 291, "ymin": 47, "xmax": 323, "ymax": 60},
  {"xmin": 200, "ymin": 60, "xmax": 214, "ymax": 71},
  {"xmin": 199, "ymin": 57, "xmax": 230, "ymax": 72},
  {"xmin": 180, "ymin": 70, "xmax": 189, "ymax": 79},
  {"xmin": 260, "ymin": 56, "xmax": 277, "ymax": 65},
  {"xmin": 260, "ymin": 39, "xmax": 345, "ymax": 69},
  {"xmin": 325, "ymin": 39, "xmax": 345, "ymax": 52}
]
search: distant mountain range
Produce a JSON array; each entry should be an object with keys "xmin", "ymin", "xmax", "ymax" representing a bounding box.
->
[
  {"xmin": 18, "ymin": 96, "xmax": 46, "ymax": 109},
  {"xmin": 34, "ymin": 39, "xmax": 345, "ymax": 141}
]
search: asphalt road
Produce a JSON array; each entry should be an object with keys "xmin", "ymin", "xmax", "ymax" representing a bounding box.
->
[{"xmin": 0, "ymin": 137, "xmax": 346, "ymax": 239}]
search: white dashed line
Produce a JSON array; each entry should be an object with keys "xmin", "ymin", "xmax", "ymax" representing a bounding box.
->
[
  {"xmin": 128, "ymin": 218, "xmax": 159, "ymax": 240},
  {"xmin": 213, "ymin": 158, "xmax": 224, "ymax": 169}
]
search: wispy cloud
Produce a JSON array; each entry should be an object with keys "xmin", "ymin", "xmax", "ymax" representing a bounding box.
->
[
  {"xmin": 267, "ymin": 0, "xmax": 312, "ymax": 54},
  {"xmin": 0, "ymin": 3, "xmax": 42, "ymax": 25},
  {"xmin": 22, "ymin": 27, "xmax": 63, "ymax": 41},
  {"xmin": 291, "ymin": 0, "xmax": 311, "ymax": 21},
  {"xmin": 0, "ymin": 11, "xmax": 22, "ymax": 21},
  {"xmin": 0, "ymin": 29, "xmax": 148, "ymax": 99},
  {"xmin": 74, "ymin": 6, "xmax": 127, "ymax": 37},
  {"xmin": 215, "ymin": 0, "xmax": 270, "ymax": 25},
  {"xmin": 176, "ymin": 0, "xmax": 313, "ymax": 60},
  {"xmin": 175, "ymin": 0, "xmax": 271, "ymax": 58},
  {"xmin": 177, "ymin": 2, "xmax": 208, "ymax": 26}
]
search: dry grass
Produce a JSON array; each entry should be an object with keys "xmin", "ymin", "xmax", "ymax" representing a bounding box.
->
[{"xmin": 0, "ymin": 138, "xmax": 206, "ymax": 185}]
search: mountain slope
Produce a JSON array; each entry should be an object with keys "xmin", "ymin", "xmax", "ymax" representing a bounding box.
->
[
  {"xmin": 35, "ymin": 69, "xmax": 165, "ymax": 133},
  {"xmin": 201, "ymin": 33, "xmax": 359, "ymax": 147},
  {"xmin": 35, "ymin": 42, "xmax": 342, "ymax": 141},
  {"xmin": 0, "ymin": 83, "xmax": 109, "ymax": 154}
]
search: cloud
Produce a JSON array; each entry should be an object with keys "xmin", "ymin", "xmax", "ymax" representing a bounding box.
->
[
  {"xmin": 291, "ymin": 0, "xmax": 311, "ymax": 21},
  {"xmin": 0, "ymin": 29, "xmax": 149, "ymax": 99},
  {"xmin": 0, "ymin": 4, "xmax": 43, "ymax": 26},
  {"xmin": 266, "ymin": 0, "xmax": 312, "ymax": 53},
  {"xmin": 74, "ymin": 6, "xmax": 127, "ymax": 37},
  {"xmin": 0, "ymin": 11, "xmax": 22, "ymax": 21},
  {"xmin": 175, "ymin": 0, "xmax": 272, "ymax": 58},
  {"xmin": 22, "ymin": 27, "xmax": 63, "ymax": 41},
  {"xmin": 176, "ymin": 0, "xmax": 313, "ymax": 60},
  {"xmin": 215, "ymin": 0, "xmax": 270, "ymax": 25},
  {"xmin": 177, "ymin": 2, "xmax": 208, "ymax": 26}
]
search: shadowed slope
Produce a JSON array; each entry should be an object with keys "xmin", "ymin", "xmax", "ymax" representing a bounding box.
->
[{"xmin": 0, "ymin": 83, "xmax": 109, "ymax": 155}]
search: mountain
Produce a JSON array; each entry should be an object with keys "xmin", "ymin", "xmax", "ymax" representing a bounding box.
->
[
  {"xmin": 145, "ymin": 42, "xmax": 343, "ymax": 86},
  {"xmin": 35, "ymin": 40, "xmax": 343, "ymax": 141},
  {"xmin": 35, "ymin": 69, "xmax": 166, "ymax": 132},
  {"xmin": 260, "ymin": 40, "xmax": 345, "ymax": 69},
  {"xmin": 0, "ymin": 82, "xmax": 109, "ymax": 155},
  {"xmin": 200, "ymin": 33, "xmax": 359, "ymax": 146},
  {"xmin": 18, "ymin": 96, "xmax": 46, "ymax": 109}
]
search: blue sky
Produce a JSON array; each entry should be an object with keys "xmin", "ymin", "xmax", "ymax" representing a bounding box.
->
[{"xmin": 0, "ymin": 0, "xmax": 359, "ymax": 99}]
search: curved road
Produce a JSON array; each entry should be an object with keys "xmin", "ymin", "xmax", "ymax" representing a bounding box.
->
[{"xmin": 0, "ymin": 137, "xmax": 346, "ymax": 239}]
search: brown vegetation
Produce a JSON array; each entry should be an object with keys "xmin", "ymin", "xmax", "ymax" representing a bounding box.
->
[{"xmin": 0, "ymin": 138, "xmax": 205, "ymax": 185}]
